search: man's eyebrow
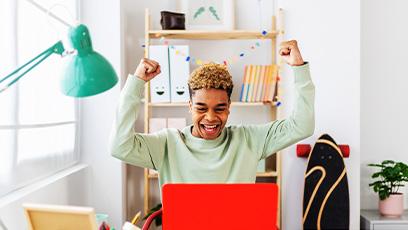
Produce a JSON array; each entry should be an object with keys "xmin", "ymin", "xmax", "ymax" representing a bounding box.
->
[{"xmin": 194, "ymin": 102, "xmax": 228, "ymax": 107}]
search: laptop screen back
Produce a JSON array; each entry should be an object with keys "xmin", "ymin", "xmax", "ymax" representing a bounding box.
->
[{"xmin": 162, "ymin": 183, "xmax": 278, "ymax": 230}]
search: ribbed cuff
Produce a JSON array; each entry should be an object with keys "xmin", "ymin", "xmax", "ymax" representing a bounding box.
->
[
  {"xmin": 122, "ymin": 74, "xmax": 146, "ymax": 98},
  {"xmin": 292, "ymin": 62, "xmax": 311, "ymax": 84}
]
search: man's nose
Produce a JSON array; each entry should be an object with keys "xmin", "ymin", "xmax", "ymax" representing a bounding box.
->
[{"xmin": 205, "ymin": 110, "xmax": 216, "ymax": 121}]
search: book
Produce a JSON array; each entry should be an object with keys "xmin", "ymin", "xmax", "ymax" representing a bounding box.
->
[
  {"xmin": 261, "ymin": 65, "xmax": 269, "ymax": 102},
  {"xmin": 256, "ymin": 65, "xmax": 266, "ymax": 102},
  {"xmin": 252, "ymin": 65, "xmax": 260, "ymax": 102},
  {"xmin": 239, "ymin": 65, "xmax": 248, "ymax": 102},
  {"xmin": 264, "ymin": 65, "xmax": 272, "ymax": 102},
  {"xmin": 245, "ymin": 65, "xmax": 253, "ymax": 102},
  {"xmin": 268, "ymin": 65, "xmax": 278, "ymax": 101}
]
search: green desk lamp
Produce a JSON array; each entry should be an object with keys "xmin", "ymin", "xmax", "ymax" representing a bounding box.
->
[{"xmin": 0, "ymin": 24, "xmax": 118, "ymax": 97}]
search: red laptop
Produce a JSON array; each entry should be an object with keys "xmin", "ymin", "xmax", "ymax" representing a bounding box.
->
[{"xmin": 162, "ymin": 183, "xmax": 279, "ymax": 230}]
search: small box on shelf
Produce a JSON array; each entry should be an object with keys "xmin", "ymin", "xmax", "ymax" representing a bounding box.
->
[
  {"xmin": 167, "ymin": 118, "xmax": 187, "ymax": 130},
  {"xmin": 149, "ymin": 118, "xmax": 166, "ymax": 133}
]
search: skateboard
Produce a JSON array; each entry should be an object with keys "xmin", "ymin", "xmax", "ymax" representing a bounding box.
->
[{"xmin": 297, "ymin": 134, "xmax": 350, "ymax": 230}]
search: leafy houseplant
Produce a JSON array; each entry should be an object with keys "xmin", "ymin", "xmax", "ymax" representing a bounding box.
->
[
  {"xmin": 368, "ymin": 160, "xmax": 408, "ymax": 200},
  {"xmin": 368, "ymin": 160, "xmax": 408, "ymax": 216}
]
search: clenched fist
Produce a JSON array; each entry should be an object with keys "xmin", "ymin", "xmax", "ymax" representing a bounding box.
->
[
  {"xmin": 279, "ymin": 40, "xmax": 304, "ymax": 66},
  {"xmin": 134, "ymin": 58, "xmax": 161, "ymax": 82}
]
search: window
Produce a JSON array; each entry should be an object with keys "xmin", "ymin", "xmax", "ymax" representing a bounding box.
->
[{"xmin": 0, "ymin": 0, "xmax": 79, "ymax": 197}]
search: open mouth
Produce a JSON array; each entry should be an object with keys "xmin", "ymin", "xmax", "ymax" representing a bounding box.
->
[
  {"xmin": 200, "ymin": 124, "xmax": 220, "ymax": 136},
  {"xmin": 176, "ymin": 91, "xmax": 185, "ymax": 95},
  {"xmin": 156, "ymin": 91, "xmax": 165, "ymax": 95}
]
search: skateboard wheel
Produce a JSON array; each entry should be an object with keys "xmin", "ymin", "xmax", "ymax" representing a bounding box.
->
[
  {"xmin": 297, "ymin": 144, "xmax": 350, "ymax": 158},
  {"xmin": 296, "ymin": 144, "xmax": 311, "ymax": 157},
  {"xmin": 339, "ymin": 145, "xmax": 350, "ymax": 158}
]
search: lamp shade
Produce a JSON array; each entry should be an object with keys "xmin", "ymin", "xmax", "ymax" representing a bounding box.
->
[{"xmin": 61, "ymin": 24, "xmax": 118, "ymax": 97}]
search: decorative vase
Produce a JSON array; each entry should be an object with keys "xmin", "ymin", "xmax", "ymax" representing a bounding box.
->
[{"xmin": 379, "ymin": 193, "xmax": 404, "ymax": 216}]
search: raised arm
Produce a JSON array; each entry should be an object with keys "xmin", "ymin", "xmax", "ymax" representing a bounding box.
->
[
  {"xmin": 109, "ymin": 58, "xmax": 167, "ymax": 170},
  {"xmin": 244, "ymin": 40, "xmax": 315, "ymax": 159}
]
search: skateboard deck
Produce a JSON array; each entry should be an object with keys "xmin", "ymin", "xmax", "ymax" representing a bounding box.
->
[{"xmin": 303, "ymin": 134, "xmax": 349, "ymax": 230}]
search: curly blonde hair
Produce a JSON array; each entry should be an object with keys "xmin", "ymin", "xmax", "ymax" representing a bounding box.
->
[{"xmin": 188, "ymin": 63, "xmax": 234, "ymax": 99}]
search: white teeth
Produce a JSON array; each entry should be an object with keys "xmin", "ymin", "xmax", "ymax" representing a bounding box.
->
[{"xmin": 204, "ymin": 125, "xmax": 217, "ymax": 128}]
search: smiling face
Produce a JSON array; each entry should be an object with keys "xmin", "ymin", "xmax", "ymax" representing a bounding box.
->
[{"xmin": 189, "ymin": 88, "xmax": 231, "ymax": 140}]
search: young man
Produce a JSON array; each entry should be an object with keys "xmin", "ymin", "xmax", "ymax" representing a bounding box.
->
[{"xmin": 110, "ymin": 40, "xmax": 314, "ymax": 185}]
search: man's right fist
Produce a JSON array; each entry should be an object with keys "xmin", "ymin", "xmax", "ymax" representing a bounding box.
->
[{"xmin": 134, "ymin": 58, "xmax": 161, "ymax": 82}]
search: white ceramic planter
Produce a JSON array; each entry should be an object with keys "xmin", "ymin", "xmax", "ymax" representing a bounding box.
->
[{"xmin": 379, "ymin": 193, "xmax": 404, "ymax": 216}]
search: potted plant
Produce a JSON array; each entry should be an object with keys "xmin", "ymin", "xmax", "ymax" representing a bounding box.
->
[{"xmin": 368, "ymin": 160, "xmax": 408, "ymax": 216}]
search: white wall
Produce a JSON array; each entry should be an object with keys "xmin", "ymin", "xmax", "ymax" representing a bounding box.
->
[
  {"xmin": 79, "ymin": 0, "xmax": 124, "ymax": 228},
  {"xmin": 361, "ymin": 0, "xmax": 408, "ymax": 209},
  {"xmin": 278, "ymin": 0, "xmax": 360, "ymax": 229},
  {"xmin": 123, "ymin": 0, "xmax": 360, "ymax": 229}
]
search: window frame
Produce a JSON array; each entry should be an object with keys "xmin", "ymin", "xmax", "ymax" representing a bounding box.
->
[{"xmin": 0, "ymin": 0, "xmax": 81, "ymax": 197}]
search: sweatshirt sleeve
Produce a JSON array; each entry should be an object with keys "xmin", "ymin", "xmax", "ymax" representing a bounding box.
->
[
  {"xmin": 109, "ymin": 75, "xmax": 167, "ymax": 170},
  {"xmin": 243, "ymin": 63, "xmax": 315, "ymax": 160}
]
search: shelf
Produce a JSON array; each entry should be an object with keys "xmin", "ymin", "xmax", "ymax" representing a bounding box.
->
[
  {"xmin": 148, "ymin": 101, "xmax": 274, "ymax": 107},
  {"xmin": 148, "ymin": 30, "xmax": 278, "ymax": 40},
  {"xmin": 256, "ymin": 171, "xmax": 278, "ymax": 177},
  {"xmin": 140, "ymin": 9, "xmax": 283, "ymax": 227},
  {"xmin": 147, "ymin": 171, "xmax": 278, "ymax": 179}
]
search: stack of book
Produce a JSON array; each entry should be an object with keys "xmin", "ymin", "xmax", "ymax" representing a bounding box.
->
[{"xmin": 239, "ymin": 64, "xmax": 278, "ymax": 102}]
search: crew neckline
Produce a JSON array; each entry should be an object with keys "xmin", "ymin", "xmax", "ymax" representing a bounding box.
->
[{"xmin": 183, "ymin": 125, "xmax": 227, "ymax": 148}]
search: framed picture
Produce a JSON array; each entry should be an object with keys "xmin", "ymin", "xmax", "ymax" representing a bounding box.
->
[{"xmin": 178, "ymin": 0, "xmax": 235, "ymax": 30}]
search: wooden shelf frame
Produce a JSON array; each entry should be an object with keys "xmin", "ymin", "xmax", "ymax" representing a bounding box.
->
[
  {"xmin": 131, "ymin": 7, "xmax": 286, "ymax": 229},
  {"xmin": 148, "ymin": 30, "xmax": 278, "ymax": 40}
]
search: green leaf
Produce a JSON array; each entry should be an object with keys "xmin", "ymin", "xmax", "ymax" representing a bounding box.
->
[
  {"xmin": 371, "ymin": 172, "xmax": 382, "ymax": 178},
  {"xmin": 382, "ymin": 160, "xmax": 395, "ymax": 165},
  {"xmin": 368, "ymin": 163, "xmax": 384, "ymax": 168}
]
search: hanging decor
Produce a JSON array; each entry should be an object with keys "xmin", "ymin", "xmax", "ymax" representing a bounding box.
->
[{"xmin": 142, "ymin": 30, "xmax": 270, "ymax": 67}]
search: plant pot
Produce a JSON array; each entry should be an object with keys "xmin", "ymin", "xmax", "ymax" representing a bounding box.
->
[{"xmin": 379, "ymin": 193, "xmax": 404, "ymax": 216}]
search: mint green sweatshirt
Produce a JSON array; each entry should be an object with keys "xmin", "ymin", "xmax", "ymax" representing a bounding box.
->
[{"xmin": 110, "ymin": 63, "xmax": 314, "ymax": 186}]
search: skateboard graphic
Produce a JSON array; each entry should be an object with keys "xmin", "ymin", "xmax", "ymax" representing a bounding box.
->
[{"xmin": 297, "ymin": 134, "xmax": 350, "ymax": 230}]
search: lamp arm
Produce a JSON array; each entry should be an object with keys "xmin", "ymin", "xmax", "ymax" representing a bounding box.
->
[{"xmin": 0, "ymin": 41, "xmax": 65, "ymax": 93}]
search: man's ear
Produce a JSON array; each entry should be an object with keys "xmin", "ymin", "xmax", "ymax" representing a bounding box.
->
[{"xmin": 188, "ymin": 100, "xmax": 193, "ymax": 113}]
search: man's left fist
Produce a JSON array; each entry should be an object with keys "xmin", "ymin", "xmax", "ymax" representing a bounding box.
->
[{"xmin": 279, "ymin": 40, "xmax": 304, "ymax": 66}]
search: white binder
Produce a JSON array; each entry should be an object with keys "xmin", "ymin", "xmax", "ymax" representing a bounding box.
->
[
  {"xmin": 149, "ymin": 45, "xmax": 171, "ymax": 103},
  {"xmin": 169, "ymin": 46, "xmax": 190, "ymax": 102}
]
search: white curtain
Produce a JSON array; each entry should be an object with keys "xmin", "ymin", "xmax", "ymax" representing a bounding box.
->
[{"xmin": 0, "ymin": 0, "xmax": 79, "ymax": 197}]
